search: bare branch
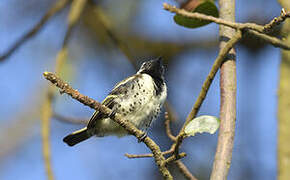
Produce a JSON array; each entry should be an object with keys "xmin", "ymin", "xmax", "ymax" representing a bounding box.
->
[
  {"xmin": 43, "ymin": 72, "xmax": 173, "ymax": 180},
  {"xmin": 247, "ymin": 29, "xmax": 290, "ymax": 50},
  {"xmin": 86, "ymin": 2, "xmax": 137, "ymax": 68},
  {"xmin": 55, "ymin": 0, "xmax": 88, "ymax": 73},
  {"xmin": 172, "ymin": 30, "xmax": 242, "ymax": 171},
  {"xmin": 125, "ymin": 28, "xmax": 241, "ymax": 180},
  {"xmin": 263, "ymin": 8, "xmax": 290, "ymax": 32},
  {"xmin": 164, "ymin": 102, "xmax": 179, "ymax": 122},
  {"xmin": 163, "ymin": 3, "xmax": 264, "ymax": 33},
  {"xmin": 125, "ymin": 148, "xmax": 173, "ymax": 159},
  {"xmin": 163, "ymin": 3, "xmax": 290, "ymax": 50},
  {"xmin": 165, "ymin": 112, "xmax": 177, "ymax": 141},
  {"xmin": 182, "ymin": 30, "xmax": 242, "ymax": 132},
  {"xmin": 41, "ymin": 90, "xmax": 54, "ymax": 180},
  {"xmin": 165, "ymin": 152, "xmax": 187, "ymax": 164},
  {"xmin": 53, "ymin": 114, "xmax": 88, "ymax": 124},
  {"xmin": 0, "ymin": 0, "xmax": 71, "ymax": 62},
  {"xmin": 175, "ymin": 160, "xmax": 198, "ymax": 180},
  {"xmin": 41, "ymin": 1, "xmax": 88, "ymax": 179}
]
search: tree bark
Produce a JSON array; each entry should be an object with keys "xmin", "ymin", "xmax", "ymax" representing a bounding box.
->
[{"xmin": 210, "ymin": 0, "xmax": 237, "ymax": 179}]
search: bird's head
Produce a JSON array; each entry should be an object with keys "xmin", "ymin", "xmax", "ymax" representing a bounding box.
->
[{"xmin": 137, "ymin": 57, "xmax": 165, "ymax": 80}]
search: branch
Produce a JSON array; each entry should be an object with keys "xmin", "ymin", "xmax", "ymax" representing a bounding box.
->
[
  {"xmin": 163, "ymin": 3, "xmax": 264, "ymax": 32},
  {"xmin": 165, "ymin": 152, "xmax": 187, "ymax": 164},
  {"xmin": 163, "ymin": 3, "xmax": 290, "ymax": 50},
  {"xmin": 263, "ymin": 8, "xmax": 290, "ymax": 32},
  {"xmin": 246, "ymin": 29, "xmax": 290, "ymax": 50},
  {"xmin": 41, "ymin": 90, "xmax": 54, "ymax": 180},
  {"xmin": 175, "ymin": 160, "xmax": 198, "ymax": 180},
  {"xmin": 165, "ymin": 112, "xmax": 177, "ymax": 141},
  {"xmin": 41, "ymin": 1, "xmax": 88, "ymax": 179},
  {"xmin": 123, "ymin": 112, "xmax": 178, "ymax": 160},
  {"xmin": 0, "ymin": 0, "xmax": 71, "ymax": 62},
  {"xmin": 43, "ymin": 72, "xmax": 173, "ymax": 180},
  {"xmin": 210, "ymin": 0, "xmax": 237, "ymax": 179},
  {"xmin": 174, "ymin": 30, "xmax": 242, "ymax": 149},
  {"xmin": 164, "ymin": 102, "xmax": 179, "ymax": 122},
  {"xmin": 166, "ymin": 30, "xmax": 241, "ymax": 178},
  {"xmin": 87, "ymin": 2, "xmax": 138, "ymax": 68},
  {"xmin": 53, "ymin": 113, "xmax": 88, "ymax": 124},
  {"xmin": 151, "ymin": 31, "xmax": 240, "ymax": 180},
  {"xmin": 125, "ymin": 148, "xmax": 173, "ymax": 159},
  {"xmin": 132, "ymin": 30, "xmax": 242, "ymax": 175},
  {"xmin": 55, "ymin": 0, "xmax": 88, "ymax": 73},
  {"xmin": 127, "ymin": 30, "xmax": 241, "ymax": 180}
]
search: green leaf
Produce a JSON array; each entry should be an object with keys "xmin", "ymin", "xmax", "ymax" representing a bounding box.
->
[
  {"xmin": 184, "ymin": 115, "xmax": 220, "ymax": 136},
  {"xmin": 174, "ymin": 0, "xmax": 219, "ymax": 28}
]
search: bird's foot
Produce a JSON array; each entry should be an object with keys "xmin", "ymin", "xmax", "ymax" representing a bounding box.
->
[
  {"xmin": 138, "ymin": 132, "xmax": 147, "ymax": 143},
  {"xmin": 108, "ymin": 109, "xmax": 117, "ymax": 119}
]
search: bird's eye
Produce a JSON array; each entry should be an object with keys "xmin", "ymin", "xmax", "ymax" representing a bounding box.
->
[{"xmin": 142, "ymin": 62, "xmax": 148, "ymax": 68}]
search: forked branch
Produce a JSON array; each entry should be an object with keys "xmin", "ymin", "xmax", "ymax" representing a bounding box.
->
[{"xmin": 43, "ymin": 72, "xmax": 173, "ymax": 180}]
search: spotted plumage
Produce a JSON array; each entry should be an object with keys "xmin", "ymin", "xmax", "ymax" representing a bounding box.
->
[{"xmin": 63, "ymin": 57, "xmax": 167, "ymax": 146}]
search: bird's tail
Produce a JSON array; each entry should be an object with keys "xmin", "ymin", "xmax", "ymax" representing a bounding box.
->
[{"xmin": 63, "ymin": 127, "xmax": 92, "ymax": 146}]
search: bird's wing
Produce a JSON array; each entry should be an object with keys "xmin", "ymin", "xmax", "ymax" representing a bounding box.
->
[
  {"xmin": 109, "ymin": 75, "xmax": 137, "ymax": 95},
  {"xmin": 87, "ymin": 75, "xmax": 137, "ymax": 129}
]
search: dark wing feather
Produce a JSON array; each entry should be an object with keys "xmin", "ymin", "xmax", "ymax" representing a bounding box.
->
[
  {"xmin": 110, "ymin": 75, "xmax": 139, "ymax": 95},
  {"xmin": 87, "ymin": 94, "xmax": 116, "ymax": 129},
  {"xmin": 87, "ymin": 75, "xmax": 137, "ymax": 129}
]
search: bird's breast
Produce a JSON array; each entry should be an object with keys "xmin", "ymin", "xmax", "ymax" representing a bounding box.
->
[{"xmin": 119, "ymin": 74, "xmax": 164, "ymax": 124}]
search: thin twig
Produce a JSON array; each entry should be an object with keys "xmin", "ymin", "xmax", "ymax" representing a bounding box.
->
[
  {"xmin": 53, "ymin": 114, "xmax": 88, "ymax": 124},
  {"xmin": 43, "ymin": 72, "xmax": 173, "ymax": 180},
  {"xmin": 173, "ymin": 30, "xmax": 242, "ymax": 159},
  {"xmin": 0, "ymin": 0, "xmax": 71, "ymax": 62},
  {"xmin": 246, "ymin": 29, "xmax": 290, "ymax": 50},
  {"xmin": 124, "ymin": 129, "xmax": 177, "ymax": 159},
  {"xmin": 41, "ymin": 1, "xmax": 88, "ymax": 180},
  {"xmin": 175, "ymin": 160, "xmax": 198, "ymax": 180},
  {"xmin": 163, "ymin": 3, "xmax": 264, "ymax": 33},
  {"xmin": 163, "ymin": 3, "xmax": 290, "ymax": 50},
  {"xmin": 41, "ymin": 91, "xmax": 54, "ymax": 180},
  {"xmin": 164, "ymin": 102, "xmax": 179, "ymax": 122},
  {"xmin": 55, "ymin": 0, "xmax": 88, "ymax": 73},
  {"xmin": 84, "ymin": 7, "xmax": 218, "ymax": 60},
  {"xmin": 125, "ymin": 148, "xmax": 173, "ymax": 159},
  {"xmin": 128, "ymin": 147, "xmax": 185, "ymax": 163},
  {"xmin": 263, "ymin": 8, "xmax": 290, "ymax": 32},
  {"xmin": 88, "ymin": 2, "xmax": 137, "ymax": 68},
  {"xmin": 165, "ymin": 112, "xmax": 177, "ymax": 141},
  {"xmin": 173, "ymin": 133, "xmax": 186, "ymax": 159},
  {"xmin": 165, "ymin": 152, "xmax": 187, "ymax": 164},
  {"xmin": 183, "ymin": 30, "xmax": 242, "ymax": 132}
]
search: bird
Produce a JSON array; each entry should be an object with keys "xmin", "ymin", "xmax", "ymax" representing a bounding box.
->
[{"xmin": 63, "ymin": 57, "xmax": 167, "ymax": 146}]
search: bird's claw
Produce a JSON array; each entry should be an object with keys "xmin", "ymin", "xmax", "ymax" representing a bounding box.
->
[
  {"xmin": 138, "ymin": 132, "xmax": 147, "ymax": 143},
  {"xmin": 108, "ymin": 109, "xmax": 117, "ymax": 119}
]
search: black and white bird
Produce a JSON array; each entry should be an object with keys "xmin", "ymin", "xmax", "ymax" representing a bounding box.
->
[{"xmin": 63, "ymin": 57, "xmax": 167, "ymax": 146}]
